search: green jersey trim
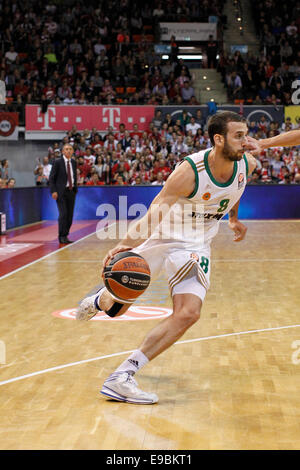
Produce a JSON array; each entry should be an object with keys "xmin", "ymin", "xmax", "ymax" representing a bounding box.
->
[
  {"xmin": 204, "ymin": 150, "xmax": 238, "ymax": 187},
  {"xmin": 243, "ymin": 154, "xmax": 249, "ymax": 177},
  {"xmin": 184, "ymin": 157, "xmax": 199, "ymax": 199}
]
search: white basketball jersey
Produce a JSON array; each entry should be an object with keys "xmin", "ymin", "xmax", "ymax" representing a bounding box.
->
[{"xmin": 150, "ymin": 148, "xmax": 249, "ymax": 249}]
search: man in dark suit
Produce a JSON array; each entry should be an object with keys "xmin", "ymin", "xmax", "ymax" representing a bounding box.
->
[{"xmin": 49, "ymin": 143, "xmax": 77, "ymax": 244}]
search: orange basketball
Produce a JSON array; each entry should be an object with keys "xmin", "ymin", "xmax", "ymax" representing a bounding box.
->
[{"xmin": 103, "ymin": 251, "xmax": 151, "ymax": 302}]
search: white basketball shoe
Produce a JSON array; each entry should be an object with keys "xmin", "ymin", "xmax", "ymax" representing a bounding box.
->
[
  {"xmin": 75, "ymin": 288, "xmax": 104, "ymax": 321},
  {"xmin": 100, "ymin": 372, "xmax": 158, "ymax": 404}
]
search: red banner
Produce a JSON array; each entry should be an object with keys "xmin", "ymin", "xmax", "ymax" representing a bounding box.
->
[{"xmin": 25, "ymin": 105, "xmax": 155, "ymax": 132}]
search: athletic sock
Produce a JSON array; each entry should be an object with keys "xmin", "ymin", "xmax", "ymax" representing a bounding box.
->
[
  {"xmin": 115, "ymin": 350, "xmax": 149, "ymax": 375},
  {"xmin": 94, "ymin": 287, "xmax": 106, "ymax": 311}
]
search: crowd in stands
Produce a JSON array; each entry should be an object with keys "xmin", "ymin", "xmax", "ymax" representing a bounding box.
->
[
  {"xmin": 0, "ymin": 0, "xmax": 300, "ymax": 188},
  {"xmin": 32, "ymin": 114, "xmax": 300, "ymax": 187},
  {"xmin": 0, "ymin": 159, "xmax": 15, "ymax": 188},
  {"xmin": 219, "ymin": 0, "xmax": 300, "ymax": 104},
  {"xmin": 0, "ymin": 0, "xmax": 225, "ymax": 123},
  {"xmin": 0, "ymin": 0, "xmax": 299, "ymax": 113}
]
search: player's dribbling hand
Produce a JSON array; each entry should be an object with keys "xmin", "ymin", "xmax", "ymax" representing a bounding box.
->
[
  {"xmin": 228, "ymin": 219, "xmax": 247, "ymax": 242},
  {"xmin": 101, "ymin": 245, "xmax": 133, "ymax": 278}
]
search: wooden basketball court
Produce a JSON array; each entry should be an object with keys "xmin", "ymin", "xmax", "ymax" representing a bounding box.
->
[{"xmin": 0, "ymin": 220, "xmax": 300, "ymax": 450}]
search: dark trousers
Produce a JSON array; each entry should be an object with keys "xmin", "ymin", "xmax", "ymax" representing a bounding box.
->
[{"xmin": 56, "ymin": 188, "xmax": 76, "ymax": 238}]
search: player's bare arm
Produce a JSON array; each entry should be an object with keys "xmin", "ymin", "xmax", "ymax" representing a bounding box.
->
[
  {"xmin": 244, "ymin": 152, "xmax": 257, "ymax": 175},
  {"xmin": 228, "ymin": 199, "xmax": 247, "ymax": 242},
  {"xmin": 246, "ymin": 129, "xmax": 300, "ymax": 155},
  {"xmin": 227, "ymin": 151, "xmax": 255, "ymax": 242},
  {"xmin": 102, "ymin": 161, "xmax": 195, "ymax": 270}
]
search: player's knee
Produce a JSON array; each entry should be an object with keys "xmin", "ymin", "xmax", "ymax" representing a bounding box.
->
[{"xmin": 175, "ymin": 305, "xmax": 201, "ymax": 328}]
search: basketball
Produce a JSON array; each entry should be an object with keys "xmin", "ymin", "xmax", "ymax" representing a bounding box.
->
[{"xmin": 103, "ymin": 251, "xmax": 151, "ymax": 302}]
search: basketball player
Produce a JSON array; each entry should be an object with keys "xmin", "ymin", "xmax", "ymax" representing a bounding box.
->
[{"xmin": 76, "ymin": 111, "xmax": 300, "ymax": 404}]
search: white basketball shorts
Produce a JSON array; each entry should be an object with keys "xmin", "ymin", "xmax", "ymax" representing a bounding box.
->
[{"xmin": 134, "ymin": 239, "xmax": 211, "ymax": 302}]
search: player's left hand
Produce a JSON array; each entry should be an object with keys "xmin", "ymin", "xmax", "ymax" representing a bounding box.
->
[{"xmin": 228, "ymin": 219, "xmax": 247, "ymax": 242}]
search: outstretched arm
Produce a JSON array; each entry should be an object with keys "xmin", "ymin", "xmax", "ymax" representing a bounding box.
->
[
  {"xmin": 246, "ymin": 129, "xmax": 300, "ymax": 155},
  {"xmin": 259, "ymin": 129, "xmax": 300, "ymax": 150}
]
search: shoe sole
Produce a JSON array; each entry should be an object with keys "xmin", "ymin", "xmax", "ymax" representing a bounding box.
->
[
  {"xmin": 76, "ymin": 303, "xmax": 98, "ymax": 321},
  {"xmin": 76, "ymin": 288, "xmax": 104, "ymax": 321},
  {"xmin": 100, "ymin": 386, "xmax": 158, "ymax": 405}
]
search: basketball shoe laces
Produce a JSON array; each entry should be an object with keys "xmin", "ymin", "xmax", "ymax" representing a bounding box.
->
[{"xmin": 106, "ymin": 371, "xmax": 136, "ymax": 385}]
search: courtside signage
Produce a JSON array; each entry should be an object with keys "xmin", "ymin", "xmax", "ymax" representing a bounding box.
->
[{"xmin": 25, "ymin": 105, "xmax": 155, "ymax": 136}]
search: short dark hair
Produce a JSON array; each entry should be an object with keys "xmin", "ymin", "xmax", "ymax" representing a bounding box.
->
[{"xmin": 207, "ymin": 111, "xmax": 247, "ymax": 146}]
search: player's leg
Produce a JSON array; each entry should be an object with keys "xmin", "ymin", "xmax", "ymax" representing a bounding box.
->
[
  {"xmin": 100, "ymin": 251, "xmax": 210, "ymax": 404},
  {"xmin": 139, "ymin": 292, "xmax": 202, "ymax": 360},
  {"xmin": 138, "ymin": 252, "xmax": 209, "ymax": 360},
  {"xmin": 100, "ymin": 292, "xmax": 202, "ymax": 404}
]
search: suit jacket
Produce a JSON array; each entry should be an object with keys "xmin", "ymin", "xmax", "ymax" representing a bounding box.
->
[{"xmin": 49, "ymin": 157, "xmax": 77, "ymax": 198}]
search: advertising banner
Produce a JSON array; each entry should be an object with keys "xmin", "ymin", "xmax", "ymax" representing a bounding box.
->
[
  {"xmin": 284, "ymin": 106, "xmax": 300, "ymax": 125},
  {"xmin": 156, "ymin": 105, "xmax": 285, "ymax": 125},
  {"xmin": 159, "ymin": 22, "xmax": 217, "ymax": 41},
  {"xmin": 25, "ymin": 105, "xmax": 155, "ymax": 139},
  {"xmin": 0, "ymin": 112, "xmax": 19, "ymax": 140},
  {"xmin": 25, "ymin": 104, "xmax": 285, "ymax": 140}
]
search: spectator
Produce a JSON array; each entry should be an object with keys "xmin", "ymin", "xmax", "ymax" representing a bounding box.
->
[
  {"xmin": 7, "ymin": 178, "xmax": 16, "ymax": 188},
  {"xmin": 258, "ymin": 81, "xmax": 272, "ymax": 103},
  {"xmin": 100, "ymin": 79, "xmax": 116, "ymax": 102},
  {"xmin": 151, "ymin": 171, "xmax": 165, "ymax": 185},
  {"xmin": 152, "ymin": 80, "xmax": 167, "ymax": 101},
  {"xmin": 34, "ymin": 156, "xmax": 52, "ymax": 183},
  {"xmin": 181, "ymin": 80, "xmax": 195, "ymax": 103},
  {"xmin": 186, "ymin": 116, "xmax": 201, "ymax": 135},
  {"xmin": 86, "ymin": 172, "xmax": 104, "ymax": 186},
  {"xmin": 43, "ymin": 80, "xmax": 56, "ymax": 101},
  {"xmin": 0, "ymin": 159, "xmax": 12, "ymax": 183},
  {"xmin": 151, "ymin": 110, "xmax": 164, "ymax": 130},
  {"xmin": 194, "ymin": 110, "xmax": 205, "ymax": 129},
  {"xmin": 35, "ymin": 166, "xmax": 49, "ymax": 186},
  {"xmin": 57, "ymin": 79, "xmax": 72, "ymax": 100},
  {"xmin": 226, "ymin": 71, "xmax": 243, "ymax": 101},
  {"xmin": 94, "ymin": 37, "xmax": 106, "ymax": 56},
  {"xmin": 171, "ymin": 135, "xmax": 188, "ymax": 156},
  {"xmin": 5, "ymin": 45, "xmax": 18, "ymax": 64},
  {"xmin": 206, "ymin": 35, "xmax": 218, "ymax": 68},
  {"xmin": 13, "ymin": 79, "xmax": 29, "ymax": 98},
  {"xmin": 63, "ymin": 92, "xmax": 76, "ymax": 105}
]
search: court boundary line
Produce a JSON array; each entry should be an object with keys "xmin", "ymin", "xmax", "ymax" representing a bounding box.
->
[
  {"xmin": 1, "ymin": 323, "xmax": 299, "ymax": 387},
  {"xmin": 0, "ymin": 222, "xmax": 116, "ymax": 281}
]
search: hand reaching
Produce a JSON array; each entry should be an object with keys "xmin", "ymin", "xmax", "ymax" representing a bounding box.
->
[{"xmin": 244, "ymin": 136, "xmax": 262, "ymax": 156}]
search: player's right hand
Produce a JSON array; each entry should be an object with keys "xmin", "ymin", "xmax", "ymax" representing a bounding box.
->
[{"xmin": 101, "ymin": 245, "xmax": 133, "ymax": 278}]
